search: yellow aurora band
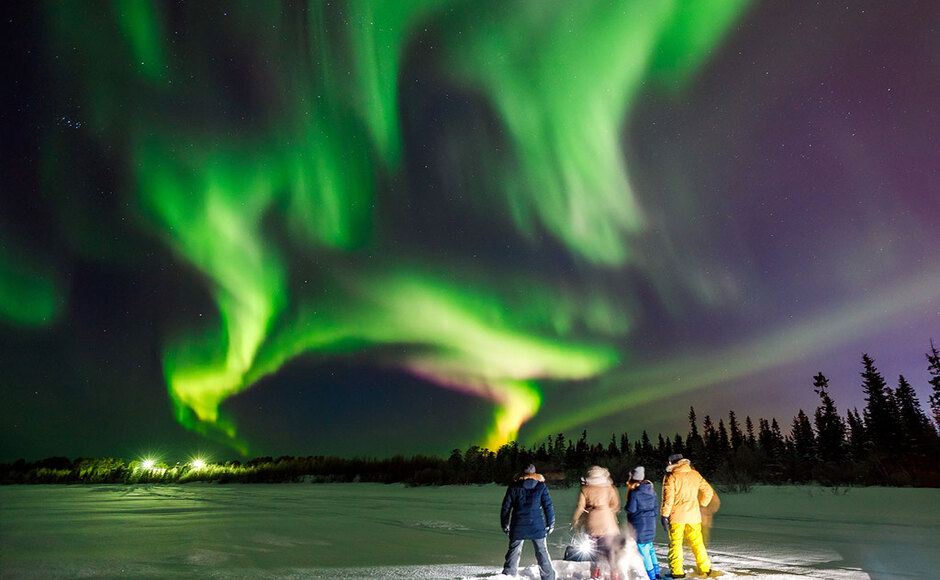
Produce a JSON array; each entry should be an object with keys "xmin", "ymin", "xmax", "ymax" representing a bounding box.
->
[{"xmin": 34, "ymin": 0, "xmax": 749, "ymax": 453}]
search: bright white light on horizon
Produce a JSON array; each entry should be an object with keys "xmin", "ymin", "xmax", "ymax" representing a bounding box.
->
[
  {"xmin": 191, "ymin": 459, "xmax": 205, "ymax": 469},
  {"xmin": 141, "ymin": 459, "xmax": 155, "ymax": 470}
]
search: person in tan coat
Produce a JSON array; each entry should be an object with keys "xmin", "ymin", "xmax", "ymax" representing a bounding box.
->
[
  {"xmin": 660, "ymin": 454, "xmax": 715, "ymax": 578},
  {"xmin": 571, "ymin": 466, "xmax": 621, "ymax": 580}
]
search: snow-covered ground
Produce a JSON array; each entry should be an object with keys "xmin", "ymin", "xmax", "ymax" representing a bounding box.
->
[{"xmin": 1, "ymin": 483, "xmax": 937, "ymax": 579}]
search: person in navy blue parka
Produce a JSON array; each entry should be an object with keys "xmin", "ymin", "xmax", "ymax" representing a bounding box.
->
[
  {"xmin": 626, "ymin": 466, "xmax": 662, "ymax": 580},
  {"xmin": 500, "ymin": 464, "xmax": 556, "ymax": 579}
]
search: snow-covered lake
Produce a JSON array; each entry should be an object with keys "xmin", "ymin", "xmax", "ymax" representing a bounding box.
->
[{"xmin": 1, "ymin": 483, "xmax": 936, "ymax": 579}]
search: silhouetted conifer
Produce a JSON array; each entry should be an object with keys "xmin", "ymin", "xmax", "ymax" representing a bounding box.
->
[
  {"xmin": 812, "ymin": 372, "xmax": 846, "ymax": 462},
  {"xmin": 728, "ymin": 410, "xmax": 744, "ymax": 451},
  {"xmin": 717, "ymin": 419, "xmax": 731, "ymax": 454},
  {"xmin": 893, "ymin": 374, "xmax": 935, "ymax": 451},
  {"xmin": 686, "ymin": 407, "xmax": 705, "ymax": 460},
  {"xmin": 790, "ymin": 409, "xmax": 817, "ymax": 463},
  {"xmin": 927, "ymin": 339, "xmax": 940, "ymax": 429},
  {"xmin": 861, "ymin": 354, "xmax": 901, "ymax": 450},
  {"xmin": 846, "ymin": 407, "xmax": 867, "ymax": 458},
  {"xmin": 640, "ymin": 430, "xmax": 653, "ymax": 458},
  {"xmin": 744, "ymin": 416, "xmax": 757, "ymax": 448},
  {"xmin": 702, "ymin": 415, "xmax": 719, "ymax": 471},
  {"xmin": 672, "ymin": 433, "xmax": 685, "ymax": 457},
  {"xmin": 758, "ymin": 418, "xmax": 783, "ymax": 480}
]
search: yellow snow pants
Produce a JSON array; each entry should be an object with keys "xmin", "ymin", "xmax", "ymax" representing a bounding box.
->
[{"xmin": 668, "ymin": 522, "xmax": 711, "ymax": 576}]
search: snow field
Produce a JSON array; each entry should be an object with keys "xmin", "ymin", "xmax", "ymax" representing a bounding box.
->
[{"xmin": 0, "ymin": 484, "xmax": 936, "ymax": 579}]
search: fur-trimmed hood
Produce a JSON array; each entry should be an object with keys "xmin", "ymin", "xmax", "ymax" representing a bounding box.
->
[
  {"xmin": 519, "ymin": 472, "xmax": 545, "ymax": 489},
  {"xmin": 627, "ymin": 478, "xmax": 652, "ymax": 491},
  {"xmin": 581, "ymin": 465, "xmax": 613, "ymax": 486},
  {"xmin": 666, "ymin": 458, "xmax": 691, "ymax": 473}
]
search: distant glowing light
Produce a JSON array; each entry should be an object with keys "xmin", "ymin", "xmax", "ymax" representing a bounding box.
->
[
  {"xmin": 191, "ymin": 459, "xmax": 206, "ymax": 469},
  {"xmin": 141, "ymin": 459, "xmax": 155, "ymax": 470}
]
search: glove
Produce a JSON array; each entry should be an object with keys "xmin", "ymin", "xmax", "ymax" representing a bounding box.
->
[
  {"xmin": 503, "ymin": 525, "xmax": 510, "ymax": 535},
  {"xmin": 660, "ymin": 515, "xmax": 670, "ymax": 533},
  {"xmin": 546, "ymin": 524, "xmax": 554, "ymax": 535}
]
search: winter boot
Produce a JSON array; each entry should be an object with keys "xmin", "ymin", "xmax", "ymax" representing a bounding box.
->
[
  {"xmin": 591, "ymin": 566, "xmax": 601, "ymax": 579},
  {"xmin": 610, "ymin": 571, "xmax": 621, "ymax": 580}
]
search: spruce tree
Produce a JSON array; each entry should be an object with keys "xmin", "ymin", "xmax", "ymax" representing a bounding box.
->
[
  {"xmin": 745, "ymin": 416, "xmax": 757, "ymax": 448},
  {"xmin": 673, "ymin": 433, "xmax": 685, "ymax": 457},
  {"xmin": 717, "ymin": 419, "xmax": 731, "ymax": 454},
  {"xmin": 758, "ymin": 417, "xmax": 785, "ymax": 482},
  {"xmin": 620, "ymin": 433, "xmax": 631, "ymax": 459},
  {"xmin": 893, "ymin": 374, "xmax": 935, "ymax": 451},
  {"xmin": 608, "ymin": 434, "xmax": 619, "ymax": 456},
  {"xmin": 860, "ymin": 354, "xmax": 899, "ymax": 449},
  {"xmin": 702, "ymin": 415, "xmax": 719, "ymax": 470},
  {"xmin": 728, "ymin": 410, "xmax": 744, "ymax": 451},
  {"xmin": 790, "ymin": 409, "xmax": 817, "ymax": 462},
  {"xmin": 688, "ymin": 407, "xmax": 701, "ymax": 440},
  {"xmin": 927, "ymin": 339, "xmax": 940, "ymax": 430},
  {"xmin": 553, "ymin": 433, "xmax": 567, "ymax": 463},
  {"xmin": 703, "ymin": 415, "xmax": 718, "ymax": 450},
  {"xmin": 758, "ymin": 418, "xmax": 773, "ymax": 454},
  {"xmin": 687, "ymin": 407, "xmax": 705, "ymax": 459},
  {"xmin": 846, "ymin": 408, "xmax": 867, "ymax": 458},
  {"xmin": 640, "ymin": 430, "xmax": 653, "ymax": 459},
  {"xmin": 812, "ymin": 372, "xmax": 846, "ymax": 462},
  {"xmin": 770, "ymin": 419, "xmax": 785, "ymax": 451}
]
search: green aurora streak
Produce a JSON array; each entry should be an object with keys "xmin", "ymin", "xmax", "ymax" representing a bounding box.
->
[{"xmin": 29, "ymin": 0, "xmax": 749, "ymax": 453}]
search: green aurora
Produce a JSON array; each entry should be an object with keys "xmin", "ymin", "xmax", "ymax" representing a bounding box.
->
[{"xmin": 15, "ymin": 0, "xmax": 751, "ymax": 453}]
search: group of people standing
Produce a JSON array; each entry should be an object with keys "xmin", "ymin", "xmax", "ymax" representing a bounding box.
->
[{"xmin": 500, "ymin": 454, "xmax": 716, "ymax": 580}]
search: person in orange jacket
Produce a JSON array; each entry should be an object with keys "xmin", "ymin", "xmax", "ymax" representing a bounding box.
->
[{"xmin": 659, "ymin": 454, "xmax": 715, "ymax": 578}]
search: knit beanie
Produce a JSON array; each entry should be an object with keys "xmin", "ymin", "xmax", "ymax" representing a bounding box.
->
[
  {"xmin": 523, "ymin": 464, "xmax": 536, "ymax": 474},
  {"xmin": 630, "ymin": 466, "xmax": 645, "ymax": 481}
]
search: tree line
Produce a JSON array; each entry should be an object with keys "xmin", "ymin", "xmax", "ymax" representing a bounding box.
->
[{"xmin": 4, "ymin": 341, "xmax": 939, "ymax": 487}]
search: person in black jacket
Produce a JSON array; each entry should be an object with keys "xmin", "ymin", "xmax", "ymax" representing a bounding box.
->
[{"xmin": 500, "ymin": 464, "xmax": 556, "ymax": 579}]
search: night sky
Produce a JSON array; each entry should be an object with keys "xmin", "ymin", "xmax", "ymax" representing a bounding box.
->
[{"xmin": 2, "ymin": 1, "xmax": 938, "ymax": 463}]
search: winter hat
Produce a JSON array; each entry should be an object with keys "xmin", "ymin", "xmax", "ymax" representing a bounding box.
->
[
  {"xmin": 583, "ymin": 465, "xmax": 613, "ymax": 486},
  {"xmin": 523, "ymin": 464, "xmax": 537, "ymax": 474},
  {"xmin": 630, "ymin": 466, "xmax": 645, "ymax": 481},
  {"xmin": 667, "ymin": 453, "xmax": 684, "ymax": 466}
]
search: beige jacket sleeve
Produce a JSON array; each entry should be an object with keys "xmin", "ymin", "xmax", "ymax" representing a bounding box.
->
[
  {"xmin": 571, "ymin": 490, "xmax": 587, "ymax": 529},
  {"xmin": 608, "ymin": 486, "xmax": 621, "ymax": 513}
]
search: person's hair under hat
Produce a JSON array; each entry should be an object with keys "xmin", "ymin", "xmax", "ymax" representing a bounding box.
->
[{"xmin": 667, "ymin": 453, "xmax": 684, "ymax": 465}]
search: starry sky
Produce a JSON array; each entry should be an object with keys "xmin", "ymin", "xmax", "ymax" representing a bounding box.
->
[{"xmin": 2, "ymin": 1, "xmax": 938, "ymax": 463}]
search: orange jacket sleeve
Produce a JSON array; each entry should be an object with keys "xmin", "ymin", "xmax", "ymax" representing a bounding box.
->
[{"xmin": 660, "ymin": 475, "xmax": 675, "ymax": 518}]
